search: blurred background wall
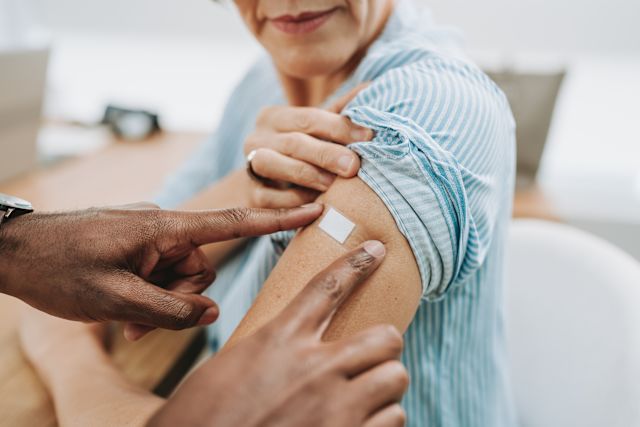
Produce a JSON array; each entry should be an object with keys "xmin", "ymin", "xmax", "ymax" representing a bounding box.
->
[
  {"xmin": 9, "ymin": 0, "xmax": 637, "ymax": 129},
  {"xmin": 2, "ymin": 0, "xmax": 640, "ymax": 258},
  {"xmin": 8, "ymin": 0, "xmax": 639, "ymax": 128},
  {"xmin": 24, "ymin": 0, "xmax": 640, "ymax": 53}
]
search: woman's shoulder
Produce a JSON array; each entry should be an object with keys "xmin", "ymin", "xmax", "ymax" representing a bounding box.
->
[
  {"xmin": 345, "ymin": 47, "xmax": 515, "ymax": 168},
  {"xmin": 344, "ymin": 47, "xmax": 516, "ymax": 173},
  {"xmin": 355, "ymin": 46, "xmax": 511, "ymax": 126},
  {"xmin": 350, "ymin": 3, "xmax": 514, "ymax": 134}
]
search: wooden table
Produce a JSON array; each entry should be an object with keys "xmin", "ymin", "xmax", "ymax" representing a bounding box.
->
[
  {"xmin": 513, "ymin": 185, "xmax": 558, "ymax": 221},
  {"xmin": 0, "ymin": 126, "xmax": 556, "ymax": 425},
  {"xmin": 0, "ymin": 128, "xmax": 206, "ymax": 426}
]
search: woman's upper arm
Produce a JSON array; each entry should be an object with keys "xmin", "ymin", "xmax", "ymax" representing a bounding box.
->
[{"xmin": 226, "ymin": 176, "xmax": 423, "ymax": 346}]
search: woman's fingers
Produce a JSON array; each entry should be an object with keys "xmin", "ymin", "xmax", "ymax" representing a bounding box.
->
[
  {"xmin": 244, "ymin": 103, "xmax": 373, "ymax": 208},
  {"xmin": 279, "ymin": 132, "xmax": 361, "ymax": 177},
  {"xmin": 330, "ymin": 324, "xmax": 404, "ymax": 377},
  {"xmin": 257, "ymin": 106, "xmax": 373, "ymax": 145},
  {"xmin": 250, "ymin": 148, "xmax": 336, "ymax": 191},
  {"xmin": 363, "ymin": 404, "xmax": 406, "ymax": 427},
  {"xmin": 349, "ymin": 360, "xmax": 409, "ymax": 416},
  {"xmin": 246, "ymin": 131, "xmax": 360, "ymax": 178}
]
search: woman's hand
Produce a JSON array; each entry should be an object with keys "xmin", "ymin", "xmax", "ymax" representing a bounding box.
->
[{"xmin": 243, "ymin": 87, "xmax": 373, "ymax": 208}]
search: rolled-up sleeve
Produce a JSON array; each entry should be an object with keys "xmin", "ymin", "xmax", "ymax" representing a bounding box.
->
[{"xmin": 344, "ymin": 57, "xmax": 515, "ymax": 301}]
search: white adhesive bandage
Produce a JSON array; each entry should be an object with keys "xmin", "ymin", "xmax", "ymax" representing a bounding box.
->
[{"xmin": 318, "ymin": 207, "xmax": 355, "ymax": 244}]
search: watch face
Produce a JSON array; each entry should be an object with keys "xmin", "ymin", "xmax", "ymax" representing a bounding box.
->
[{"xmin": 0, "ymin": 192, "xmax": 32, "ymax": 210}]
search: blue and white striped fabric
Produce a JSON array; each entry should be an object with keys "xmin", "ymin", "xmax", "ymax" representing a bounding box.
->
[{"xmin": 156, "ymin": 1, "xmax": 516, "ymax": 425}]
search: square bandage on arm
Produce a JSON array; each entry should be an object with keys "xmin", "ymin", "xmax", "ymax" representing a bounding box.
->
[{"xmin": 318, "ymin": 207, "xmax": 355, "ymax": 244}]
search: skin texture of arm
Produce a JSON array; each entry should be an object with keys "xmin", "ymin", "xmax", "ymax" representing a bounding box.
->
[
  {"xmin": 179, "ymin": 169, "xmax": 254, "ymax": 268},
  {"xmin": 226, "ymin": 176, "xmax": 423, "ymax": 346}
]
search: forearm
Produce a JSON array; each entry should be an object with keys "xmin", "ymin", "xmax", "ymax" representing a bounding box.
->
[
  {"xmin": 179, "ymin": 169, "xmax": 255, "ymax": 267},
  {"xmin": 50, "ymin": 355, "xmax": 163, "ymax": 427},
  {"xmin": 0, "ymin": 222, "xmax": 14, "ymax": 295},
  {"xmin": 35, "ymin": 329, "xmax": 163, "ymax": 427},
  {"xmin": 0, "ymin": 214, "xmax": 30, "ymax": 298}
]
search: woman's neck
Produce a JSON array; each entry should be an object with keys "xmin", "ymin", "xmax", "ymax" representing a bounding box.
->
[
  {"xmin": 278, "ymin": 1, "xmax": 394, "ymax": 107},
  {"xmin": 279, "ymin": 56, "xmax": 362, "ymax": 107}
]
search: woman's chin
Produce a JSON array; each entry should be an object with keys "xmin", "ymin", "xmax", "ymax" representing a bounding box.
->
[
  {"xmin": 273, "ymin": 50, "xmax": 355, "ymax": 80},
  {"xmin": 278, "ymin": 61, "xmax": 340, "ymax": 80}
]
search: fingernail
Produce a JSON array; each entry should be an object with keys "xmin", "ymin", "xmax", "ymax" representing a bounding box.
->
[
  {"xmin": 301, "ymin": 202, "xmax": 322, "ymax": 210},
  {"xmin": 124, "ymin": 328, "xmax": 142, "ymax": 342},
  {"xmin": 197, "ymin": 306, "xmax": 219, "ymax": 326},
  {"xmin": 338, "ymin": 155, "xmax": 356, "ymax": 174},
  {"xmin": 351, "ymin": 127, "xmax": 373, "ymax": 141},
  {"xmin": 363, "ymin": 240, "xmax": 386, "ymax": 258},
  {"xmin": 320, "ymin": 173, "xmax": 335, "ymax": 188}
]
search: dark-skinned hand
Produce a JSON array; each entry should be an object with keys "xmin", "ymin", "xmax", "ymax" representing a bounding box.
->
[
  {"xmin": 149, "ymin": 241, "xmax": 408, "ymax": 427},
  {"xmin": 0, "ymin": 202, "xmax": 323, "ymax": 340}
]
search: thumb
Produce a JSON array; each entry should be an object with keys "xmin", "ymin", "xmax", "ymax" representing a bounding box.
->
[
  {"xmin": 109, "ymin": 273, "xmax": 219, "ymax": 335},
  {"xmin": 327, "ymin": 82, "xmax": 370, "ymax": 113}
]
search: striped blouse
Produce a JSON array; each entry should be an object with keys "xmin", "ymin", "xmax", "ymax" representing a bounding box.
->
[{"xmin": 156, "ymin": 1, "xmax": 517, "ymax": 425}]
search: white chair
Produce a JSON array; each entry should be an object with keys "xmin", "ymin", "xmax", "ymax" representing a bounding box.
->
[{"xmin": 505, "ymin": 219, "xmax": 640, "ymax": 427}]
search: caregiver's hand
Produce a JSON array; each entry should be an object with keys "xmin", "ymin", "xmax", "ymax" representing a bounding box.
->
[
  {"xmin": 0, "ymin": 203, "xmax": 323, "ymax": 339},
  {"xmin": 243, "ymin": 85, "xmax": 373, "ymax": 208},
  {"xmin": 149, "ymin": 241, "xmax": 408, "ymax": 427}
]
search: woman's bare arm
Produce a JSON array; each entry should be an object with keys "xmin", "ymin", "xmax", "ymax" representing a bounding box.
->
[{"xmin": 226, "ymin": 177, "xmax": 423, "ymax": 346}]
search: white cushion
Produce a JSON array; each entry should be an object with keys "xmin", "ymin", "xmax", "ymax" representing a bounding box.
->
[{"xmin": 506, "ymin": 219, "xmax": 640, "ymax": 427}]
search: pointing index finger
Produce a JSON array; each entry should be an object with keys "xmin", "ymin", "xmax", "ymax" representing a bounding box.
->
[{"xmin": 170, "ymin": 203, "xmax": 323, "ymax": 246}]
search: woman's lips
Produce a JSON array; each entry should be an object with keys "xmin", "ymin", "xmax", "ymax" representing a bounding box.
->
[{"xmin": 270, "ymin": 8, "xmax": 337, "ymax": 35}]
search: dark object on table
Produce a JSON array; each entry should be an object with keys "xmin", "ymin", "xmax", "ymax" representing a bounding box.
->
[{"xmin": 102, "ymin": 105, "xmax": 161, "ymax": 141}]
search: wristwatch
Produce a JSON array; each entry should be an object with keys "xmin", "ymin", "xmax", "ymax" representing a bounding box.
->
[{"xmin": 0, "ymin": 193, "xmax": 34, "ymax": 228}]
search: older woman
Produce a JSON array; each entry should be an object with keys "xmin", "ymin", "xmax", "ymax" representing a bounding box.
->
[{"xmin": 22, "ymin": 0, "xmax": 516, "ymax": 426}]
